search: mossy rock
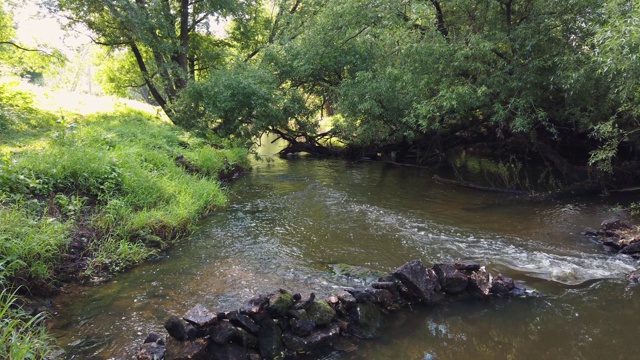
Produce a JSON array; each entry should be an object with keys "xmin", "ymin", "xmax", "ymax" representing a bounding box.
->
[
  {"xmin": 301, "ymin": 301, "xmax": 335, "ymax": 326},
  {"xmin": 328, "ymin": 263, "xmax": 382, "ymax": 284},
  {"xmin": 270, "ymin": 291, "xmax": 294, "ymax": 316}
]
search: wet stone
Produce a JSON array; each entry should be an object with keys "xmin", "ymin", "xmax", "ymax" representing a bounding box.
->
[
  {"xmin": 621, "ymin": 241, "xmax": 640, "ymax": 254},
  {"xmin": 347, "ymin": 303, "xmax": 383, "ymax": 339},
  {"xmin": 240, "ymin": 294, "xmax": 270, "ymax": 316},
  {"xmin": 490, "ymin": 274, "xmax": 515, "ymax": 297},
  {"xmin": 137, "ymin": 342, "xmax": 166, "ymax": 360},
  {"xmin": 302, "ymin": 301, "xmax": 336, "ymax": 327},
  {"xmin": 601, "ymin": 218, "xmax": 633, "ymax": 231},
  {"xmin": 207, "ymin": 343, "xmax": 253, "ymax": 360},
  {"xmin": 209, "ymin": 321, "xmax": 243, "ymax": 344},
  {"xmin": 290, "ymin": 318, "xmax": 316, "ymax": 337},
  {"xmin": 393, "ymin": 260, "xmax": 442, "ymax": 302},
  {"xmin": 509, "ymin": 282, "xmax": 527, "ymax": 297},
  {"xmin": 282, "ymin": 324, "xmax": 341, "ymax": 352},
  {"xmin": 258, "ymin": 316, "xmax": 282, "ymax": 359},
  {"xmin": 371, "ymin": 281, "xmax": 398, "ymax": 292},
  {"xmin": 268, "ymin": 291, "xmax": 295, "ymax": 317},
  {"xmin": 627, "ymin": 270, "xmax": 640, "ymax": 283},
  {"xmin": 164, "ymin": 316, "xmax": 187, "ymax": 341},
  {"xmin": 346, "ymin": 288, "xmax": 377, "ymax": 303},
  {"xmin": 467, "ymin": 267, "xmax": 491, "ymax": 297},
  {"xmin": 183, "ymin": 303, "xmax": 217, "ymax": 328},
  {"xmin": 433, "ymin": 263, "xmax": 469, "ymax": 295},
  {"xmin": 227, "ymin": 310, "xmax": 260, "ymax": 334},
  {"xmin": 454, "ymin": 260, "xmax": 482, "ymax": 272},
  {"xmin": 143, "ymin": 332, "xmax": 161, "ymax": 344},
  {"xmin": 165, "ymin": 336, "xmax": 207, "ymax": 360}
]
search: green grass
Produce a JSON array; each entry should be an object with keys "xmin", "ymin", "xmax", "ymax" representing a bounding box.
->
[
  {"xmin": 0, "ymin": 287, "xmax": 55, "ymax": 360},
  {"xmin": 0, "ymin": 83, "xmax": 248, "ymax": 279},
  {"xmin": 0, "ymin": 81, "xmax": 250, "ymax": 358}
]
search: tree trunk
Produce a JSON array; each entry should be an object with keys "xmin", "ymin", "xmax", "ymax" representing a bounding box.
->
[{"xmin": 177, "ymin": 0, "xmax": 190, "ymax": 89}]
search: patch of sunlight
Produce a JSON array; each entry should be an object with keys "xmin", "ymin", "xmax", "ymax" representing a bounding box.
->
[
  {"xmin": 0, "ymin": 138, "xmax": 50, "ymax": 156},
  {"xmin": 13, "ymin": 81, "xmax": 167, "ymax": 120}
]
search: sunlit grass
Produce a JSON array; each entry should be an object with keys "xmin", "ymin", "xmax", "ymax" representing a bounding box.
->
[{"xmin": 0, "ymin": 80, "xmax": 249, "ymax": 282}]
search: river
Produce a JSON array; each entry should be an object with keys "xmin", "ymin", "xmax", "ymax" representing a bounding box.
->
[{"xmin": 48, "ymin": 146, "xmax": 640, "ymax": 359}]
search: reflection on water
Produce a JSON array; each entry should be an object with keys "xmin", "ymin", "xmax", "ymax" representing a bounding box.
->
[{"xmin": 49, "ymin": 147, "xmax": 640, "ymax": 359}]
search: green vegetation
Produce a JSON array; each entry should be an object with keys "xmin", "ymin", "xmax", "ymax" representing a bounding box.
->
[
  {"xmin": 0, "ymin": 287, "xmax": 55, "ymax": 359},
  {"xmin": 43, "ymin": 0, "xmax": 640, "ymax": 191},
  {"xmin": 0, "ymin": 85, "xmax": 248, "ymax": 289}
]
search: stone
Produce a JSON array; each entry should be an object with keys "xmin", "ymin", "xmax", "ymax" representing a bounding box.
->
[
  {"xmin": 183, "ymin": 303, "xmax": 217, "ymax": 328},
  {"xmin": 165, "ymin": 336, "xmax": 207, "ymax": 360},
  {"xmin": 282, "ymin": 324, "xmax": 341, "ymax": 352},
  {"xmin": 294, "ymin": 293, "xmax": 316, "ymax": 310},
  {"xmin": 371, "ymin": 281, "xmax": 398, "ymax": 292},
  {"xmin": 393, "ymin": 260, "xmax": 441, "ymax": 302},
  {"xmin": 240, "ymin": 294, "xmax": 270, "ymax": 316},
  {"xmin": 207, "ymin": 343, "xmax": 252, "ymax": 360},
  {"xmin": 601, "ymin": 218, "xmax": 632, "ymax": 232},
  {"xmin": 509, "ymin": 282, "xmax": 527, "ymax": 297},
  {"xmin": 226, "ymin": 311, "xmax": 260, "ymax": 334},
  {"xmin": 603, "ymin": 238, "xmax": 623, "ymax": 251},
  {"xmin": 289, "ymin": 319, "xmax": 316, "ymax": 337},
  {"xmin": 490, "ymin": 274, "xmax": 515, "ymax": 297},
  {"xmin": 137, "ymin": 342, "xmax": 166, "ymax": 360},
  {"xmin": 347, "ymin": 303, "xmax": 383, "ymax": 339},
  {"xmin": 454, "ymin": 260, "xmax": 481, "ymax": 272},
  {"xmin": 185, "ymin": 324, "xmax": 199, "ymax": 340},
  {"xmin": 301, "ymin": 300, "xmax": 336, "ymax": 327},
  {"xmin": 621, "ymin": 241, "xmax": 640, "ymax": 254},
  {"xmin": 164, "ymin": 316, "xmax": 187, "ymax": 341},
  {"xmin": 626, "ymin": 270, "xmax": 640, "ymax": 283},
  {"xmin": 268, "ymin": 291, "xmax": 295, "ymax": 317},
  {"xmin": 467, "ymin": 267, "xmax": 491, "ymax": 297},
  {"xmin": 143, "ymin": 332, "xmax": 161, "ymax": 344},
  {"xmin": 346, "ymin": 288, "xmax": 377, "ymax": 303},
  {"xmin": 209, "ymin": 321, "xmax": 256, "ymax": 346},
  {"xmin": 258, "ymin": 316, "xmax": 282, "ymax": 359},
  {"xmin": 433, "ymin": 263, "xmax": 469, "ymax": 295}
]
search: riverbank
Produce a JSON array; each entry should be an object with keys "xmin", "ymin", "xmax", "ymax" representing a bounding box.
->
[{"xmin": 0, "ymin": 83, "xmax": 249, "ymax": 358}]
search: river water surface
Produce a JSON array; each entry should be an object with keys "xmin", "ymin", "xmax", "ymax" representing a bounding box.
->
[{"xmin": 49, "ymin": 146, "xmax": 640, "ymax": 359}]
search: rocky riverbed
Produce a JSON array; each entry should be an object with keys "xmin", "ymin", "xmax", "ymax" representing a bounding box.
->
[{"xmin": 136, "ymin": 259, "xmax": 532, "ymax": 360}]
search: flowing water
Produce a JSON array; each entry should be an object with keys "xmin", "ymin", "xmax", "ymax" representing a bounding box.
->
[{"xmin": 49, "ymin": 144, "xmax": 640, "ymax": 359}]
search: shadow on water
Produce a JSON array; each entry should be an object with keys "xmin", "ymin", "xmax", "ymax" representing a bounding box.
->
[{"xmin": 49, "ymin": 141, "xmax": 640, "ymax": 359}]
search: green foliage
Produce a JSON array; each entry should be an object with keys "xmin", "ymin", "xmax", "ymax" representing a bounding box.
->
[
  {"xmin": 0, "ymin": 91, "xmax": 249, "ymax": 282},
  {"xmin": 173, "ymin": 62, "xmax": 310, "ymax": 138},
  {"xmin": 0, "ymin": 205, "xmax": 70, "ymax": 282},
  {"xmin": 0, "ymin": 2, "xmax": 66, "ymax": 80},
  {"xmin": 0, "ymin": 288, "xmax": 56, "ymax": 359}
]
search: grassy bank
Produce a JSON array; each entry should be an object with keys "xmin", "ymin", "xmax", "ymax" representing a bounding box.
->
[{"xmin": 0, "ymin": 83, "xmax": 249, "ymax": 357}]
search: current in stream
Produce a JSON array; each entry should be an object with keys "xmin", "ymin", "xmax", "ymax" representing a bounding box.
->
[{"xmin": 49, "ymin": 141, "xmax": 640, "ymax": 359}]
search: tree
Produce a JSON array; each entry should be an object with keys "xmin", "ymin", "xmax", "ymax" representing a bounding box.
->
[
  {"xmin": 44, "ymin": 0, "xmax": 251, "ymax": 118},
  {"xmin": 0, "ymin": 2, "xmax": 65, "ymax": 81}
]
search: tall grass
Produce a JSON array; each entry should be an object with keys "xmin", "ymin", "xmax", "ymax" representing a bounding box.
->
[{"xmin": 0, "ymin": 287, "xmax": 55, "ymax": 359}]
